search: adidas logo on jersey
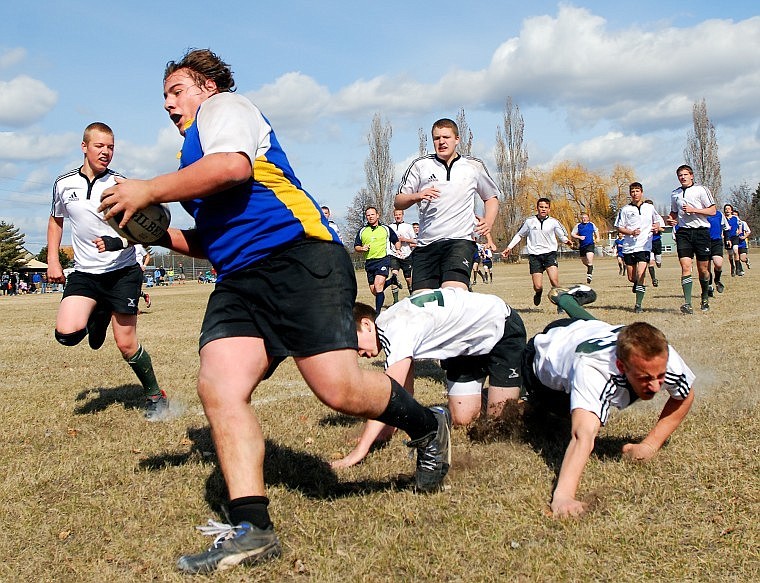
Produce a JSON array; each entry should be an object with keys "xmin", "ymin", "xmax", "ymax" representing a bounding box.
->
[
  {"xmin": 67, "ymin": 192, "xmax": 80, "ymax": 202},
  {"xmin": 427, "ymin": 174, "xmax": 438, "ymax": 182}
]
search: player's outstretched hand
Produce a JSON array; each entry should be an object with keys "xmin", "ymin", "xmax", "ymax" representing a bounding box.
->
[
  {"xmin": 550, "ymin": 496, "xmax": 587, "ymax": 518},
  {"xmin": 99, "ymin": 176, "xmax": 153, "ymax": 227},
  {"xmin": 622, "ymin": 441, "xmax": 657, "ymax": 461}
]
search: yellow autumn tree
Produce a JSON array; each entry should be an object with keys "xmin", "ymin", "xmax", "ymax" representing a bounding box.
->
[{"xmin": 502, "ymin": 162, "xmax": 638, "ymax": 247}]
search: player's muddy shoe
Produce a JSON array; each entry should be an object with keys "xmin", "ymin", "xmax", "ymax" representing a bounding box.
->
[
  {"xmin": 87, "ymin": 304, "xmax": 111, "ymax": 350},
  {"xmin": 144, "ymin": 390, "xmax": 169, "ymax": 421},
  {"xmin": 680, "ymin": 303, "xmax": 693, "ymax": 315},
  {"xmin": 700, "ymin": 299, "xmax": 710, "ymax": 312},
  {"xmin": 407, "ymin": 406, "xmax": 451, "ymax": 493},
  {"xmin": 715, "ymin": 281, "xmax": 725, "ymax": 293},
  {"xmin": 548, "ymin": 284, "xmax": 597, "ymax": 307},
  {"xmin": 177, "ymin": 520, "xmax": 281, "ymax": 574}
]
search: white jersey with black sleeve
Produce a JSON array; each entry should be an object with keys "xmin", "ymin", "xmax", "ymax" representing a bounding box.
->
[
  {"xmin": 508, "ymin": 215, "xmax": 570, "ymax": 255},
  {"xmin": 530, "ymin": 319, "xmax": 694, "ymax": 425},
  {"xmin": 397, "ymin": 154, "xmax": 500, "ymax": 246},
  {"xmin": 614, "ymin": 202, "xmax": 663, "ymax": 253},
  {"xmin": 389, "ymin": 221, "xmax": 416, "ymax": 259},
  {"xmin": 375, "ymin": 287, "xmax": 509, "ymax": 369},
  {"xmin": 51, "ymin": 168, "xmax": 136, "ymax": 274},
  {"xmin": 670, "ymin": 184, "xmax": 716, "ymax": 229}
]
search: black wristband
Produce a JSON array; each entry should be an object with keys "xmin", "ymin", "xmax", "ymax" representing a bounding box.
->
[{"xmin": 101, "ymin": 235, "xmax": 128, "ymax": 251}]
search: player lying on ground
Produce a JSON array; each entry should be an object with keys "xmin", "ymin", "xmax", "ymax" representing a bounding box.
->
[
  {"xmin": 332, "ymin": 287, "xmax": 526, "ymax": 469},
  {"xmin": 524, "ymin": 287, "xmax": 695, "ymax": 518}
]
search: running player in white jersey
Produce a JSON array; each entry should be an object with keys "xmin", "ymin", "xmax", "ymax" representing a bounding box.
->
[
  {"xmin": 614, "ymin": 183, "xmax": 663, "ymax": 313},
  {"xmin": 666, "ymin": 165, "xmax": 716, "ymax": 313},
  {"xmin": 501, "ymin": 198, "xmax": 572, "ymax": 306},
  {"xmin": 525, "ymin": 288, "xmax": 695, "ymax": 518},
  {"xmin": 396, "ymin": 118, "xmax": 500, "ymax": 291},
  {"xmin": 332, "ymin": 287, "xmax": 526, "ymax": 468},
  {"xmin": 388, "ymin": 209, "xmax": 416, "ymax": 302},
  {"xmin": 47, "ymin": 122, "xmax": 168, "ymax": 421}
]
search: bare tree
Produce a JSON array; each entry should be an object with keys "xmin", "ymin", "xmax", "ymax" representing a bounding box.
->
[
  {"xmin": 418, "ymin": 127, "xmax": 428, "ymax": 157},
  {"xmin": 344, "ymin": 187, "xmax": 375, "ymax": 244},
  {"xmin": 364, "ymin": 113, "xmax": 395, "ymax": 221},
  {"xmin": 455, "ymin": 108, "xmax": 473, "ymax": 156},
  {"xmin": 684, "ymin": 98, "xmax": 722, "ymax": 199},
  {"xmin": 727, "ymin": 181, "xmax": 753, "ymax": 220},
  {"xmin": 609, "ymin": 164, "xmax": 637, "ymax": 223},
  {"xmin": 493, "ymin": 97, "xmax": 529, "ymax": 241}
]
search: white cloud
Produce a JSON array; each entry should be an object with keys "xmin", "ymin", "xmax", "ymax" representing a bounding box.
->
[
  {"xmin": 0, "ymin": 48, "xmax": 26, "ymax": 69},
  {"xmin": 246, "ymin": 72, "xmax": 331, "ymax": 130},
  {"xmin": 237, "ymin": 7, "xmax": 760, "ymax": 141},
  {"xmin": 116, "ymin": 126, "xmax": 183, "ymax": 178},
  {"xmin": 0, "ymin": 76, "xmax": 58, "ymax": 127},
  {"xmin": 550, "ymin": 131, "xmax": 658, "ymax": 167},
  {"xmin": 0, "ymin": 131, "xmax": 75, "ymax": 161}
]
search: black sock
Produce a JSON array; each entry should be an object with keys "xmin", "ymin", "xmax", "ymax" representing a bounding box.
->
[
  {"xmin": 715, "ymin": 269, "xmax": 722, "ymax": 283},
  {"xmin": 699, "ymin": 277, "xmax": 710, "ymax": 299},
  {"xmin": 228, "ymin": 496, "xmax": 272, "ymax": 530},
  {"xmin": 374, "ymin": 377, "xmax": 437, "ymax": 440}
]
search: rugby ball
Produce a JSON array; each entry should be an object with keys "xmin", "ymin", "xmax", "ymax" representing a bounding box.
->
[{"xmin": 107, "ymin": 204, "xmax": 171, "ymax": 245}]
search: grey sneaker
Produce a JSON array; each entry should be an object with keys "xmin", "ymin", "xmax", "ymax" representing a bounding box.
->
[
  {"xmin": 680, "ymin": 303, "xmax": 693, "ymax": 315},
  {"xmin": 144, "ymin": 390, "xmax": 169, "ymax": 421},
  {"xmin": 87, "ymin": 304, "xmax": 111, "ymax": 350},
  {"xmin": 177, "ymin": 520, "xmax": 282, "ymax": 574},
  {"xmin": 634, "ymin": 305, "xmax": 643, "ymax": 313},
  {"xmin": 701, "ymin": 299, "xmax": 710, "ymax": 312},
  {"xmin": 548, "ymin": 284, "xmax": 597, "ymax": 307},
  {"xmin": 407, "ymin": 406, "xmax": 451, "ymax": 493},
  {"xmin": 715, "ymin": 281, "xmax": 725, "ymax": 293}
]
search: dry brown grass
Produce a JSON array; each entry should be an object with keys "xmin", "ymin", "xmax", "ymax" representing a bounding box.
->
[{"xmin": 0, "ymin": 256, "xmax": 758, "ymax": 581}]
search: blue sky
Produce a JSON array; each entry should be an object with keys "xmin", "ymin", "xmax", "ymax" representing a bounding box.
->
[{"xmin": 2, "ymin": 1, "xmax": 760, "ymax": 252}]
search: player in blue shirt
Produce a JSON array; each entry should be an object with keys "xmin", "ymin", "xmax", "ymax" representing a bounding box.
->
[{"xmin": 99, "ymin": 48, "xmax": 450, "ymax": 575}]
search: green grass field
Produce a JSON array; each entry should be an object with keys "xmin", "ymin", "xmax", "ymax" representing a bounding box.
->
[{"xmin": 0, "ymin": 255, "xmax": 757, "ymax": 581}]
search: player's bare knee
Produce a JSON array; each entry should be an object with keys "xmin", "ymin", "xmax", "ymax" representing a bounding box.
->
[
  {"xmin": 55, "ymin": 328, "xmax": 87, "ymax": 346},
  {"xmin": 450, "ymin": 408, "xmax": 479, "ymax": 427}
]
